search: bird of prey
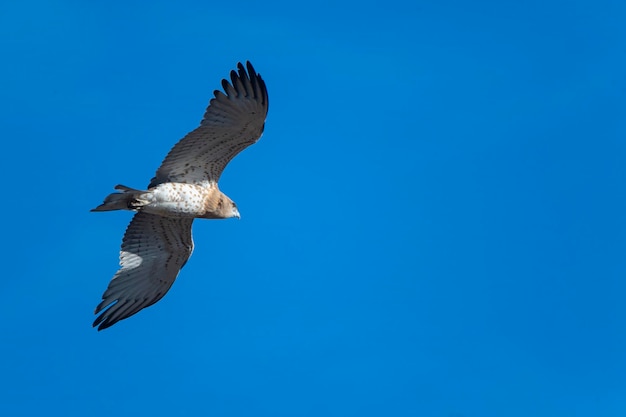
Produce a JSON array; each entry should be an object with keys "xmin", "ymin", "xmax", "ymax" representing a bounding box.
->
[{"xmin": 91, "ymin": 61, "xmax": 269, "ymax": 331}]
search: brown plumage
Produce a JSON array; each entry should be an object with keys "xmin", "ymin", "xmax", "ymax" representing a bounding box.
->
[{"xmin": 92, "ymin": 61, "xmax": 268, "ymax": 330}]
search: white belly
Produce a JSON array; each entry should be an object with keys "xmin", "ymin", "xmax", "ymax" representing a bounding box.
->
[{"xmin": 142, "ymin": 182, "xmax": 210, "ymax": 217}]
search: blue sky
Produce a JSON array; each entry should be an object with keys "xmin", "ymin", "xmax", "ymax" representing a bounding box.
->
[{"xmin": 1, "ymin": 0, "xmax": 625, "ymax": 416}]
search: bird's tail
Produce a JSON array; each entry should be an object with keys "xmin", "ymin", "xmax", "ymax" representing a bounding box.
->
[{"xmin": 91, "ymin": 185, "xmax": 151, "ymax": 212}]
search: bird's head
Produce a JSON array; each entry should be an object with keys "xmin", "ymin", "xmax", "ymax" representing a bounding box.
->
[
  {"xmin": 212, "ymin": 193, "xmax": 240, "ymax": 219},
  {"xmin": 231, "ymin": 203, "xmax": 241, "ymax": 219},
  {"xmin": 201, "ymin": 191, "xmax": 242, "ymax": 220}
]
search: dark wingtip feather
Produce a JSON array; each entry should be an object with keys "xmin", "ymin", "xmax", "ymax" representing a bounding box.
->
[
  {"xmin": 244, "ymin": 61, "xmax": 268, "ymax": 109},
  {"xmin": 229, "ymin": 69, "xmax": 238, "ymax": 86},
  {"xmin": 92, "ymin": 312, "xmax": 108, "ymax": 330},
  {"xmin": 201, "ymin": 61, "xmax": 268, "ymax": 126},
  {"xmin": 93, "ymin": 310, "xmax": 119, "ymax": 331},
  {"xmin": 95, "ymin": 318, "xmax": 113, "ymax": 331},
  {"xmin": 237, "ymin": 61, "xmax": 246, "ymax": 76},
  {"xmin": 245, "ymin": 61, "xmax": 256, "ymax": 76},
  {"xmin": 93, "ymin": 299, "xmax": 119, "ymax": 330},
  {"xmin": 219, "ymin": 61, "xmax": 268, "ymax": 107},
  {"xmin": 258, "ymin": 73, "xmax": 268, "ymax": 109}
]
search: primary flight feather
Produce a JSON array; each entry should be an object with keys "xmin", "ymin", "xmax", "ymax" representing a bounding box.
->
[{"xmin": 92, "ymin": 61, "xmax": 269, "ymax": 331}]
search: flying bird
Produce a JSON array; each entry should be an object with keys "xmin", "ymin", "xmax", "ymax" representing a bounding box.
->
[{"xmin": 91, "ymin": 61, "xmax": 269, "ymax": 330}]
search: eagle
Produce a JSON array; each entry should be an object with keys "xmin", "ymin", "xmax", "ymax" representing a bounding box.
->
[{"xmin": 91, "ymin": 62, "xmax": 269, "ymax": 330}]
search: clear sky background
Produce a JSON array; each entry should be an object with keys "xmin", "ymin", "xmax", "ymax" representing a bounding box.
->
[{"xmin": 1, "ymin": 1, "xmax": 625, "ymax": 416}]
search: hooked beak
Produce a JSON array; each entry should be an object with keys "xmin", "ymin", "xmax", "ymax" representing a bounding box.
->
[{"xmin": 233, "ymin": 208, "xmax": 241, "ymax": 219}]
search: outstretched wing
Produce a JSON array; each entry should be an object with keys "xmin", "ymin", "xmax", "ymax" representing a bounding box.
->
[
  {"xmin": 149, "ymin": 61, "xmax": 269, "ymax": 187},
  {"xmin": 93, "ymin": 212, "xmax": 194, "ymax": 330}
]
